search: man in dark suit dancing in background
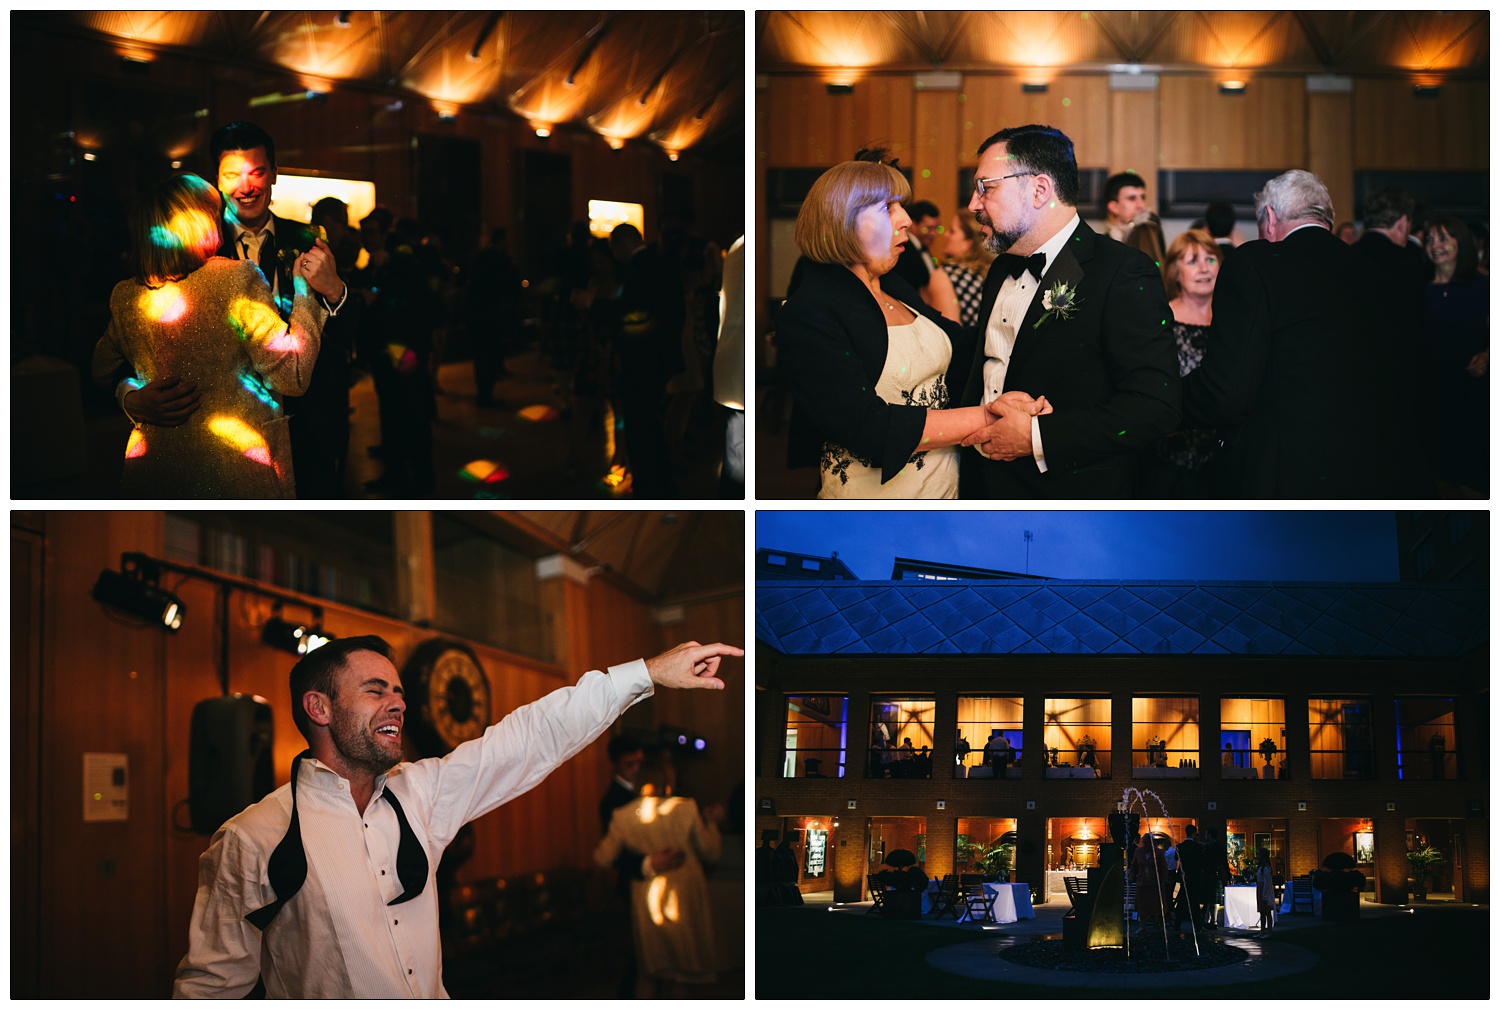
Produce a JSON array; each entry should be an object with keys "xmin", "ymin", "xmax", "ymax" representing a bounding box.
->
[
  {"xmin": 1181, "ymin": 169, "xmax": 1387, "ymax": 498},
  {"xmin": 958, "ymin": 124, "xmax": 1181, "ymax": 499},
  {"xmin": 598, "ymin": 736, "xmax": 684, "ymax": 998}
]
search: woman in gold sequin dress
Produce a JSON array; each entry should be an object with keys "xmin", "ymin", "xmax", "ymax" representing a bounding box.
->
[{"xmin": 92, "ymin": 173, "xmax": 324, "ymax": 497}]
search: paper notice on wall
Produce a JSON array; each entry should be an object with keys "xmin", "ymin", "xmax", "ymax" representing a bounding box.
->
[{"xmin": 83, "ymin": 753, "xmax": 129, "ymax": 822}]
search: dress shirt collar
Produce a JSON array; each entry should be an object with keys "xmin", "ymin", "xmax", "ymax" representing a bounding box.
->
[
  {"xmin": 299, "ymin": 754, "xmax": 394, "ymax": 802},
  {"xmin": 230, "ymin": 215, "xmax": 277, "ymax": 249},
  {"xmin": 1024, "ymin": 211, "xmax": 1080, "ymax": 279},
  {"xmin": 614, "ymin": 775, "xmax": 637, "ymax": 793}
]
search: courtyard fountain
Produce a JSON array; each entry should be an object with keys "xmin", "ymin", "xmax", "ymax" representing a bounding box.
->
[{"xmin": 1082, "ymin": 788, "xmax": 1200, "ymax": 961}]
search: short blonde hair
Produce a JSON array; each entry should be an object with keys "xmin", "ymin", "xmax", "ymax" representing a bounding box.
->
[
  {"xmin": 795, "ymin": 160, "xmax": 911, "ymax": 267},
  {"xmin": 1162, "ymin": 228, "xmax": 1220, "ymax": 301},
  {"xmin": 133, "ymin": 173, "xmax": 223, "ymax": 287}
]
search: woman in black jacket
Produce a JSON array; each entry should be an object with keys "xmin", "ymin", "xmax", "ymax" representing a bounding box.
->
[{"xmin": 776, "ymin": 159, "xmax": 1045, "ymax": 497}]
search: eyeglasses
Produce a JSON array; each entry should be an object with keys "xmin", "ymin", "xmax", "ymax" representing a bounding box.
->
[{"xmin": 974, "ymin": 172, "xmax": 1037, "ymax": 197}]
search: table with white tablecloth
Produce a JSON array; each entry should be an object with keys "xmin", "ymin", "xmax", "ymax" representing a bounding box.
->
[
  {"xmin": 923, "ymin": 882, "xmax": 1035, "ymax": 923},
  {"xmin": 1221, "ymin": 885, "xmax": 1277, "ymax": 928},
  {"xmin": 1044, "ymin": 766, "xmax": 1098, "ymax": 779}
]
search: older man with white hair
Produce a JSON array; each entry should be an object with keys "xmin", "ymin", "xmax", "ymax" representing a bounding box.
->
[{"xmin": 1181, "ymin": 169, "xmax": 1389, "ymax": 498}]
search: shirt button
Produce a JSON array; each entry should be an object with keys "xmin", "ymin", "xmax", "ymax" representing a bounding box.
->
[
  {"xmin": 407, "ymin": 969, "xmax": 413, "ymax": 975},
  {"xmin": 393, "ymin": 919, "xmax": 399, "ymax": 926}
]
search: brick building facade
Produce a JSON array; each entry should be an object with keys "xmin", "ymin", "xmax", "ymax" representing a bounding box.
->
[{"xmin": 755, "ymin": 573, "xmax": 1488, "ymax": 908}]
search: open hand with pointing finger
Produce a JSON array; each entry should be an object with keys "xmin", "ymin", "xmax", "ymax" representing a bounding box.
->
[{"xmin": 645, "ymin": 641, "xmax": 742, "ymax": 691}]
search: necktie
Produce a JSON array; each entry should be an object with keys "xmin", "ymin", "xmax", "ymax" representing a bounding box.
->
[
  {"xmin": 997, "ymin": 252, "xmax": 1046, "ymax": 281},
  {"xmin": 244, "ymin": 751, "xmax": 430, "ymax": 930}
]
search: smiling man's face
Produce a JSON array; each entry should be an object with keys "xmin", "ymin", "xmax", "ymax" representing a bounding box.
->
[
  {"xmin": 217, "ymin": 146, "xmax": 276, "ymax": 231},
  {"xmin": 325, "ymin": 650, "xmax": 406, "ymax": 776}
]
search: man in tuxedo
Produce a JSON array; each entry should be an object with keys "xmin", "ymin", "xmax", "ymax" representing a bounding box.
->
[
  {"xmin": 1181, "ymin": 170, "xmax": 1387, "ymax": 497},
  {"xmin": 958, "ymin": 124, "xmax": 1180, "ymax": 499},
  {"xmin": 117, "ymin": 121, "xmax": 351, "ymax": 497}
]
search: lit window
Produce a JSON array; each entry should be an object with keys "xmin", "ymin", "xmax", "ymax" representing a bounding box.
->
[
  {"xmin": 1309, "ymin": 698, "xmax": 1375, "ymax": 780},
  {"xmin": 954, "ymin": 696, "xmax": 1022, "ymax": 780},
  {"xmin": 1395, "ymin": 696, "xmax": 1458, "ymax": 781},
  {"xmin": 1044, "ymin": 698, "xmax": 1111, "ymax": 778},
  {"xmin": 1132, "ymin": 696, "xmax": 1200, "ymax": 778},
  {"xmin": 1220, "ymin": 697, "xmax": 1286, "ymax": 780},
  {"xmin": 867, "ymin": 697, "xmax": 934, "ymax": 779},
  {"xmin": 784, "ymin": 695, "xmax": 847, "ymax": 779}
]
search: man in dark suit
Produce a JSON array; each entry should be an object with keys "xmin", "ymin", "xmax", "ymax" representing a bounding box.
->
[
  {"xmin": 958, "ymin": 124, "xmax": 1181, "ymax": 499},
  {"xmin": 117, "ymin": 122, "xmax": 351, "ymax": 497},
  {"xmin": 1181, "ymin": 170, "xmax": 1387, "ymax": 498},
  {"xmin": 610, "ymin": 224, "xmax": 685, "ymax": 498},
  {"xmin": 212, "ymin": 121, "xmax": 351, "ymax": 498},
  {"xmin": 1352, "ymin": 187, "xmax": 1434, "ymax": 495},
  {"xmin": 598, "ymin": 737, "xmax": 683, "ymax": 998}
]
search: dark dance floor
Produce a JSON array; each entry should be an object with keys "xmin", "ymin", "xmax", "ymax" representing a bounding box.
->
[{"xmin": 16, "ymin": 347, "xmax": 729, "ymax": 502}]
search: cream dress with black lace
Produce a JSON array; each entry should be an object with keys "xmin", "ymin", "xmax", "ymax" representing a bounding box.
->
[{"xmin": 818, "ymin": 306, "xmax": 959, "ymax": 499}]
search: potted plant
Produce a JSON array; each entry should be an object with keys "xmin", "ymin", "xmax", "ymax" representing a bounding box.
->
[
  {"xmin": 1311, "ymin": 852, "xmax": 1365, "ymax": 920},
  {"xmin": 874, "ymin": 849, "xmax": 928, "ymax": 918},
  {"xmin": 969, "ymin": 839, "xmax": 1015, "ymax": 882},
  {"xmin": 1406, "ymin": 845, "xmax": 1444, "ymax": 902},
  {"xmin": 1258, "ymin": 738, "xmax": 1279, "ymax": 767}
]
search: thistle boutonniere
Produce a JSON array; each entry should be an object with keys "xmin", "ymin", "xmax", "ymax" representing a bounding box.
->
[
  {"xmin": 1033, "ymin": 279, "xmax": 1080, "ymax": 329},
  {"xmin": 275, "ymin": 224, "xmax": 327, "ymax": 272}
]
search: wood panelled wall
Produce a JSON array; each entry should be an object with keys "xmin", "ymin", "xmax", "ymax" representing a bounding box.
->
[
  {"xmin": 11, "ymin": 512, "xmax": 743, "ymax": 998},
  {"xmin": 756, "ymin": 72, "xmax": 1489, "ymax": 335}
]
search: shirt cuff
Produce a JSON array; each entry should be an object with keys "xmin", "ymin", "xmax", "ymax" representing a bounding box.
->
[
  {"xmin": 606, "ymin": 658, "xmax": 655, "ymax": 704},
  {"xmin": 324, "ymin": 283, "xmax": 349, "ymax": 317},
  {"xmin": 117, "ymin": 377, "xmax": 144, "ymax": 426},
  {"xmin": 1032, "ymin": 414, "xmax": 1048, "ymax": 473}
]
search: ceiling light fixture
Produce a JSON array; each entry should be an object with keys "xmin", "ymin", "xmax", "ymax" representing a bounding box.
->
[
  {"xmin": 1219, "ymin": 80, "xmax": 1247, "ymax": 94},
  {"xmin": 262, "ymin": 609, "xmax": 334, "ymax": 656}
]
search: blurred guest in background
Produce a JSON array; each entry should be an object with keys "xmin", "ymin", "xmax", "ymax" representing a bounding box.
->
[
  {"xmin": 1424, "ymin": 215, "xmax": 1489, "ymax": 497},
  {"xmin": 937, "ymin": 211, "xmax": 995, "ymax": 329}
]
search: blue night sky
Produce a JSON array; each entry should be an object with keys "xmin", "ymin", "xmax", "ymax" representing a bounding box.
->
[{"xmin": 756, "ymin": 511, "xmax": 1400, "ymax": 582}]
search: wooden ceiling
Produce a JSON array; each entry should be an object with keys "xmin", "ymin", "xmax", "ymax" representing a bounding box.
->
[
  {"xmin": 24, "ymin": 11, "xmax": 745, "ymax": 154},
  {"xmin": 497, "ymin": 511, "xmax": 744, "ymax": 603},
  {"xmin": 757, "ymin": 11, "xmax": 1489, "ymax": 79}
]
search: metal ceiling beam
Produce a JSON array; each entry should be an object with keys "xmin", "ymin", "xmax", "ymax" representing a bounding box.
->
[
  {"xmin": 469, "ymin": 11, "xmax": 502, "ymax": 61},
  {"xmin": 878, "ymin": 11, "xmax": 942, "ymax": 67}
]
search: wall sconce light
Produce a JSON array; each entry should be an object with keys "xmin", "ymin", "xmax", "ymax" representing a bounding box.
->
[
  {"xmin": 533, "ymin": 124, "xmax": 552, "ymax": 138},
  {"xmin": 1412, "ymin": 84, "xmax": 1441, "ymax": 98},
  {"xmin": 92, "ymin": 557, "xmax": 184, "ymax": 632},
  {"xmin": 1219, "ymin": 80, "xmax": 1247, "ymax": 95},
  {"xmin": 847, "ymin": 799, "xmax": 857, "ymax": 809},
  {"xmin": 1297, "ymin": 801, "xmax": 1308, "ymax": 812},
  {"xmin": 120, "ymin": 55, "xmax": 151, "ymax": 76},
  {"xmin": 1386, "ymin": 802, "xmax": 1396, "ymax": 812},
  {"xmin": 826, "ymin": 82, "xmax": 855, "ymax": 96},
  {"xmin": 936, "ymin": 800, "xmax": 946, "ymax": 810},
  {"xmin": 1022, "ymin": 82, "xmax": 1049, "ymax": 94},
  {"xmin": 606, "ymin": 138, "xmax": 625, "ymax": 151},
  {"xmin": 666, "ymin": 151, "xmax": 679, "ymax": 162}
]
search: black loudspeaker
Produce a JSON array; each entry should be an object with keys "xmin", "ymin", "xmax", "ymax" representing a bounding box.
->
[{"xmin": 189, "ymin": 695, "xmax": 275, "ymax": 834}]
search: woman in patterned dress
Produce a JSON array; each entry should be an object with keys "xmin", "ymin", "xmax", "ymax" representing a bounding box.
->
[
  {"xmin": 1140, "ymin": 228, "xmax": 1220, "ymax": 498},
  {"xmin": 938, "ymin": 211, "xmax": 995, "ymax": 329},
  {"xmin": 776, "ymin": 159, "xmax": 1047, "ymax": 498}
]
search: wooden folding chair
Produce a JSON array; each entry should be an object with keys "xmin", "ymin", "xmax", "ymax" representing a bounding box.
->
[
  {"xmin": 963, "ymin": 882, "xmax": 994, "ymax": 923},
  {"xmin": 865, "ymin": 875, "xmax": 886, "ymax": 915},
  {"xmin": 931, "ymin": 874, "xmax": 961, "ymax": 919}
]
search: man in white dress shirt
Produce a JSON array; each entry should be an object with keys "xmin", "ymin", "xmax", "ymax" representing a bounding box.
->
[{"xmin": 173, "ymin": 634, "xmax": 737, "ymax": 998}]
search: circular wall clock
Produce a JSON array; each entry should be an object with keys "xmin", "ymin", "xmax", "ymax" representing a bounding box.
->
[{"xmin": 403, "ymin": 639, "xmax": 492, "ymax": 756}]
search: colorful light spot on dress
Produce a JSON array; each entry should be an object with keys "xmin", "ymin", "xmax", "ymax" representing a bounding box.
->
[
  {"xmin": 517, "ymin": 404, "xmax": 558, "ymax": 422},
  {"xmin": 125, "ymin": 429, "xmax": 147, "ymax": 458},
  {"xmin": 265, "ymin": 328, "xmax": 299, "ymax": 353},
  {"xmin": 229, "ymin": 297, "xmax": 285, "ymax": 343},
  {"xmin": 208, "ymin": 415, "xmax": 274, "ymax": 467},
  {"xmin": 141, "ymin": 284, "xmax": 188, "ymax": 323}
]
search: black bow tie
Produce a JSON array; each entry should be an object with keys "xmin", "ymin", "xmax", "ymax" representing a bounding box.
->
[
  {"xmin": 998, "ymin": 252, "xmax": 1046, "ymax": 281},
  {"xmin": 244, "ymin": 751, "xmax": 429, "ymax": 930}
]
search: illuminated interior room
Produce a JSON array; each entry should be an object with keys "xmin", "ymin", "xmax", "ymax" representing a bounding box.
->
[
  {"xmin": 12, "ymin": 12, "xmax": 745, "ymax": 501},
  {"xmin": 753, "ymin": 11, "xmax": 1490, "ymax": 498},
  {"xmin": 12, "ymin": 509, "xmax": 744, "ymax": 999}
]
